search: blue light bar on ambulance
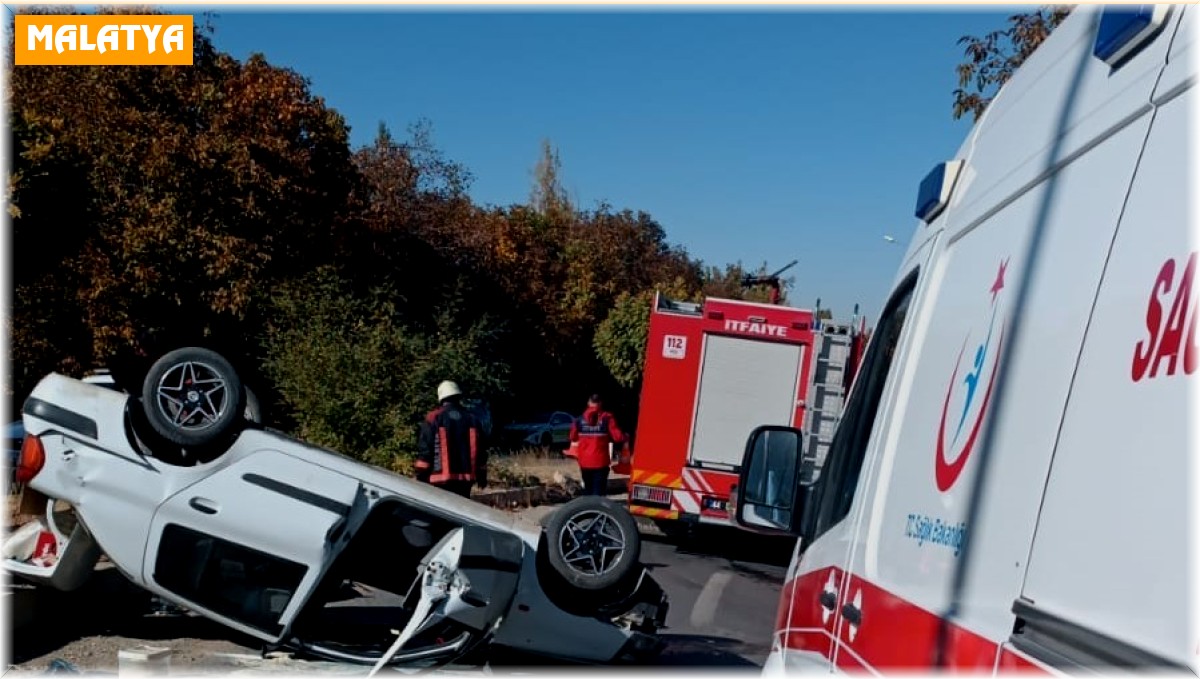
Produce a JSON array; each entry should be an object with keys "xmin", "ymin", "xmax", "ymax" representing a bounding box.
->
[
  {"xmin": 914, "ymin": 160, "xmax": 963, "ymax": 224},
  {"xmin": 1093, "ymin": 5, "xmax": 1170, "ymax": 67}
]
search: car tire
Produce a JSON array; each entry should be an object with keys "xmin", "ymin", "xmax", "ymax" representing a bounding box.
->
[
  {"xmin": 539, "ymin": 432, "xmax": 552, "ymax": 448},
  {"xmin": 544, "ymin": 496, "xmax": 641, "ymax": 592},
  {"xmin": 141, "ymin": 347, "xmax": 246, "ymax": 448}
]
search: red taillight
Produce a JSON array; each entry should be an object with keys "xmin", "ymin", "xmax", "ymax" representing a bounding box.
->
[{"xmin": 16, "ymin": 434, "xmax": 45, "ymax": 483}]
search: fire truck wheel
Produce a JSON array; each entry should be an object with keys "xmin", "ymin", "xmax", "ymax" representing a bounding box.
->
[{"xmin": 546, "ymin": 496, "xmax": 642, "ymax": 592}]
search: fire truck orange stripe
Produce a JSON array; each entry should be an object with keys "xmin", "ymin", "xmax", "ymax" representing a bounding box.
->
[
  {"xmin": 630, "ymin": 505, "xmax": 679, "ymax": 520},
  {"xmin": 629, "ymin": 471, "xmax": 686, "ymax": 489}
]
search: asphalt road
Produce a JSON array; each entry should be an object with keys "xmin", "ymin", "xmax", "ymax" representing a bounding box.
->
[{"xmin": 637, "ymin": 524, "xmax": 795, "ymax": 668}]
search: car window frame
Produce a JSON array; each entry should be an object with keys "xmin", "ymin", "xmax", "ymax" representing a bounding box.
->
[
  {"xmin": 153, "ymin": 523, "xmax": 309, "ymax": 636},
  {"xmin": 805, "ymin": 269, "xmax": 919, "ymax": 543}
]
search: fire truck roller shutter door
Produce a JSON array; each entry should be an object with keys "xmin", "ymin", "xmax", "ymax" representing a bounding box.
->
[{"xmin": 688, "ymin": 335, "xmax": 803, "ymax": 468}]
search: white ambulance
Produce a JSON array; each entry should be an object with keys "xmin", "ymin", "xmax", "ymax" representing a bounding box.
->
[{"xmin": 730, "ymin": 5, "xmax": 1196, "ymax": 673}]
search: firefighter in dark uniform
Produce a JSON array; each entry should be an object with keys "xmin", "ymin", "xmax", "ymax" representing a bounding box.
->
[{"xmin": 416, "ymin": 381, "xmax": 487, "ymax": 498}]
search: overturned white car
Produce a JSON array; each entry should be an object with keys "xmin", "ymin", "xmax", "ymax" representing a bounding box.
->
[{"xmin": 8, "ymin": 347, "xmax": 668, "ymax": 668}]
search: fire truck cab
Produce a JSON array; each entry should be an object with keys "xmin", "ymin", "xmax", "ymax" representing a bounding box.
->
[{"xmin": 730, "ymin": 5, "xmax": 1196, "ymax": 674}]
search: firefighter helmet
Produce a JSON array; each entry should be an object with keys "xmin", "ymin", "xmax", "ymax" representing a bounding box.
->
[{"xmin": 437, "ymin": 380, "xmax": 462, "ymax": 402}]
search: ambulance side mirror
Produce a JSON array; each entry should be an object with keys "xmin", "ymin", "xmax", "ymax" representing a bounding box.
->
[{"xmin": 732, "ymin": 425, "xmax": 805, "ymax": 536}]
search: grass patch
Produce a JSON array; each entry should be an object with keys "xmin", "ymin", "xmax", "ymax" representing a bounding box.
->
[
  {"xmin": 486, "ymin": 449, "xmax": 580, "ymax": 489},
  {"xmin": 494, "ymin": 444, "xmax": 567, "ymax": 459}
]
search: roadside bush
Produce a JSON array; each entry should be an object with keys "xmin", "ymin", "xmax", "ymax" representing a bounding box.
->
[{"xmin": 261, "ymin": 267, "xmax": 509, "ymax": 472}]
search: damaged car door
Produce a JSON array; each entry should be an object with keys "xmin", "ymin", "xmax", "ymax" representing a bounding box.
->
[
  {"xmin": 143, "ymin": 448, "xmax": 366, "ymax": 643},
  {"xmin": 294, "ymin": 521, "xmax": 524, "ymax": 669}
]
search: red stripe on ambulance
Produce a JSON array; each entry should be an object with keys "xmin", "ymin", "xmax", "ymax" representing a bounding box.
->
[{"xmin": 779, "ymin": 569, "xmax": 1050, "ymax": 673}]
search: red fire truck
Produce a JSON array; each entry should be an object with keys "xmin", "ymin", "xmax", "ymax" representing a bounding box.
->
[{"xmin": 626, "ymin": 293, "xmax": 866, "ymax": 531}]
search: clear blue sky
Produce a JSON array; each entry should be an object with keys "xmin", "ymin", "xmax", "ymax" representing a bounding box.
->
[{"xmin": 172, "ymin": 8, "xmax": 1018, "ymax": 321}]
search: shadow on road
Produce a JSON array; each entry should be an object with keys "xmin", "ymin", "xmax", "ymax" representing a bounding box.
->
[
  {"xmin": 487, "ymin": 633, "xmax": 761, "ymax": 670},
  {"xmin": 641, "ymin": 523, "xmax": 796, "ymax": 569},
  {"xmin": 8, "ymin": 568, "xmax": 259, "ymax": 665},
  {"xmin": 652, "ymin": 633, "xmax": 765, "ymax": 668}
]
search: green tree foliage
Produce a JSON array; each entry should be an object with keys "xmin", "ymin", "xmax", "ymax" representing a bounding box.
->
[
  {"xmin": 261, "ymin": 267, "xmax": 508, "ymax": 472},
  {"xmin": 588, "ymin": 293, "xmax": 648, "ymax": 393},
  {"xmin": 953, "ymin": 6, "xmax": 1072, "ymax": 121},
  {"xmin": 593, "ymin": 291, "xmax": 655, "ymax": 391},
  {"xmin": 530, "ymin": 138, "xmax": 571, "ymax": 220},
  {"xmin": 593, "ymin": 277, "xmax": 697, "ymax": 390}
]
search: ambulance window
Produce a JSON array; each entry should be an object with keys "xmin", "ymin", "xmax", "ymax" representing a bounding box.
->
[{"xmin": 809, "ymin": 271, "xmax": 917, "ymax": 540}]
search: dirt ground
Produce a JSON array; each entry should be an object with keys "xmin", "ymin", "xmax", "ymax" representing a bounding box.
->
[
  {"xmin": 3, "ymin": 456, "xmax": 633, "ymax": 675},
  {"xmin": 6, "ymin": 568, "xmax": 261, "ymax": 674}
]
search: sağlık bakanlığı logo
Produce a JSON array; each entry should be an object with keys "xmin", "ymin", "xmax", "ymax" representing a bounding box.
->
[{"xmin": 934, "ymin": 257, "xmax": 1009, "ymax": 493}]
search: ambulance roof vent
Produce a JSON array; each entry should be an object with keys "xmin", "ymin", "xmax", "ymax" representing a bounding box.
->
[
  {"xmin": 914, "ymin": 160, "xmax": 963, "ymax": 224},
  {"xmin": 1093, "ymin": 5, "xmax": 1171, "ymax": 67}
]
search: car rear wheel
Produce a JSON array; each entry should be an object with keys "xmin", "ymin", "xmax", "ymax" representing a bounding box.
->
[
  {"xmin": 544, "ymin": 496, "xmax": 641, "ymax": 592},
  {"xmin": 141, "ymin": 347, "xmax": 246, "ymax": 448}
]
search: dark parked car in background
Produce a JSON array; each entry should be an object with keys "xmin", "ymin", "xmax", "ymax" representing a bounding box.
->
[{"xmin": 501, "ymin": 411, "xmax": 575, "ymax": 449}]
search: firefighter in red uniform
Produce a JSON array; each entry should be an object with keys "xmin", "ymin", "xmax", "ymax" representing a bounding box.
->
[
  {"xmin": 568, "ymin": 394, "xmax": 626, "ymax": 496},
  {"xmin": 416, "ymin": 380, "xmax": 487, "ymax": 498}
]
